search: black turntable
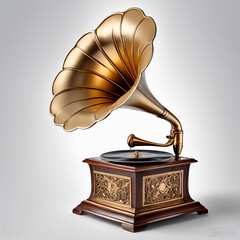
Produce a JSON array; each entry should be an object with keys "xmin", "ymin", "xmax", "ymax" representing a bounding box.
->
[{"xmin": 101, "ymin": 150, "xmax": 173, "ymax": 164}]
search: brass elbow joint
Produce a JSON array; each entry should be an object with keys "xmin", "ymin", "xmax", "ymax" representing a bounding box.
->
[{"xmin": 127, "ymin": 129, "xmax": 183, "ymax": 158}]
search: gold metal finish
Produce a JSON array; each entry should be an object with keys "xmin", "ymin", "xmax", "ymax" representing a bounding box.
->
[
  {"xmin": 133, "ymin": 150, "xmax": 142, "ymax": 158},
  {"xmin": 50, "ymin": 8, "xmax": 183, "ymax": 156},
  {"xmin": 93, "ymin": 171, "xmax": 131, "ymax": 209},
  {"xmin": 142, "ymin": 170, "xmax": 183, "ymax": 207},
  {"xmin": 124, "ymin": 72, "xmax": 183, "ymax": 157}
]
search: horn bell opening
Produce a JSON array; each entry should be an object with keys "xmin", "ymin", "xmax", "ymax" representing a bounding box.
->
[{"xmin": 50, "ymin": 8, "xmax": 156, "ymax": 131}]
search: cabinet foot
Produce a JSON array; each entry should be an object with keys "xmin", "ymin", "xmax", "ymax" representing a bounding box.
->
[
  {"xmin": 121, "ymin": 223, "xmax": 147, "ymax": 232},
  {"xmin": 72, "ymin": 205, "xmax": 83, "ymax": 215},
  {"xmin": 197, "ymin": 207, "xmax": 208, "ymax": 215}
]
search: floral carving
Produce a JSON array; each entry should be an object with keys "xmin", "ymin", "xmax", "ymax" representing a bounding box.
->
[
  {"xmin": 143, "ymin": 171, "xmax": 182, "ymax": 206},
  {"xmin": 93, "ymin": 171, "xmax": 131, "ymax": 206}
]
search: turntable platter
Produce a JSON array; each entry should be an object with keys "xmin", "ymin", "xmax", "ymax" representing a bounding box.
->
[{"xmin": 100, "ymin": 150, "xmax": 174, "ymax": 164}]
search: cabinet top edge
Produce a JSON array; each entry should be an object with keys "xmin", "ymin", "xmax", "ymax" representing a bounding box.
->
[{"xmin": 82, "ymin": 157, "xmax": 197, "ymax": 172}]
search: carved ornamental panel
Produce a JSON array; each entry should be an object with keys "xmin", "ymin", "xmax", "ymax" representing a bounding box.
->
[
  {"xmin": 93, "ymin": 171, "xmax": 131, "ymax": 207},
  {"xmin": 142, "ymin": 170, "xmax": 183, "ymax": 206}
]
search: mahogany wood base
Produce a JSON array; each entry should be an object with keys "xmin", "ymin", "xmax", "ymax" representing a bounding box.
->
[
  {"xmin": 73, "ymin": 200, "xmax": 208, "ymax": 232},
  {"xmin": 73, "ymin": 157, "xmax": 208, "ymax": 232}
]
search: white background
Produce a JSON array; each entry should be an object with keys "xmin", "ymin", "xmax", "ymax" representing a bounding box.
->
[{"xmin": 1, "ymin": 0, "xmax": 240, "ymax": 239}]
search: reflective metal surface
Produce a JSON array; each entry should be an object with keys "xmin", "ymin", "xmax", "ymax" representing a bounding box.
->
[
  {"xmin": 50, "ymin": 8, "xmax": 156, "ymax": 130},
  {"xmin": 50, "ymin": 8, "xmax": 183, "ymax": 157}
]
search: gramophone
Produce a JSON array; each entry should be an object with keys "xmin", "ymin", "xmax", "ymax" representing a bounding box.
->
[{"xmin": 50, "ymin": 8, "xmax": 207, "ymax": 232}]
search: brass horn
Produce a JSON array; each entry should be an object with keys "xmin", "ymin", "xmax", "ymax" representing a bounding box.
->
[{"xmin": 50, "ymin": 8, "xmax": 183, "ymax": 157}]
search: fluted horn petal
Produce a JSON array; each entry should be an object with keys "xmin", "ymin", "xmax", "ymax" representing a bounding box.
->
[{"xmin": 50, "ymin": 8, "xmax": 156, "ymax": 131}]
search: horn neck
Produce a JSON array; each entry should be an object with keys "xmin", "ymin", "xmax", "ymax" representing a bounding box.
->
[{"xmin": 122, "ymin": 73, "xmax": 183, "ymax": 158}]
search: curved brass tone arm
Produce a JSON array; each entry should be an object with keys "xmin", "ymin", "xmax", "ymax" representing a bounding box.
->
[
  {"xmin": 123, "ymin": 73, "xmax": 183, "ymax": 158},
  {"xmin": 127, "ymin": 128, "xmax": 183, "ymax": 159},
  {"xmin": 127, "ymin": 134, "xmax": 174, "ymax": 147}
]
